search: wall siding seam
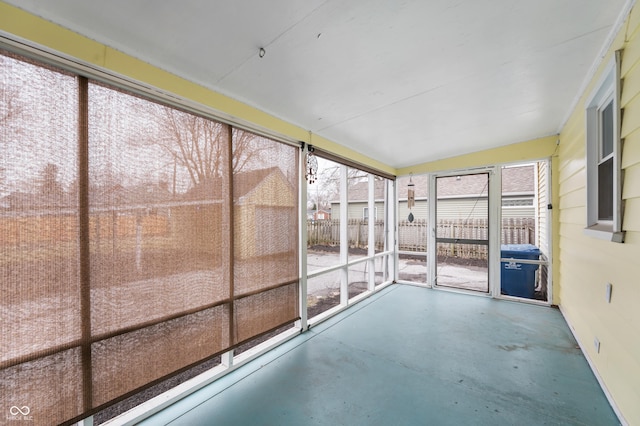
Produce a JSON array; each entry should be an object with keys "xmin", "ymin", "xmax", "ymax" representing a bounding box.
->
[{"xmin": 557, "ymin": 160, "xmax": 586, "ymax": 182}]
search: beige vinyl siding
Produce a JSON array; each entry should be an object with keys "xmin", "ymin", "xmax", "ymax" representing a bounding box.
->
[
  {"xmin": 337, "ymin": 201, "xmax": 386, "ymax": 220},
  {"xmin": 557, "ymin": 6, "xmax": 640, "ymax": 424},
  {"xmin": 397, "ymin": 199, "xmax": 532, "ymax": 222},
  {"xmin": 347, "ymin": 202, "xmax": 367, "ymax": 220},
  {"xmin": 398, "ymin": 199, "xmax": 428, "ymax": 222},
  {"xmin": 501, "ymin": 206, "xmax": 535, "ymax": 219},
  {"xmin": 436, "ymin": 198, "xmax": 488, "ymax": 219}
]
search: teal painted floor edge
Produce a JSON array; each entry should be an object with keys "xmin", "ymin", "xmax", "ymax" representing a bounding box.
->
[{"xmin": 139, "ymin": 284, "xmax": 619, "ymax": 426}]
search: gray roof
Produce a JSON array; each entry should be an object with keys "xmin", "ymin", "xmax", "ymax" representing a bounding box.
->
[{"xmin": 397, "ymin": 165, "xmax": 534, "ymax": 199}]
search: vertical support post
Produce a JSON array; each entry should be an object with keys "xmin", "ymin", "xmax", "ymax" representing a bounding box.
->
[
  {"xmin": 368, "ymin": 173, "xmax": 375, "ymax": 291},
  {"xmin": 389, "ymin": 179, "xmax": 397, "ymax": 282},
  {"xmin": 340, "ymin": 165, "xmax": 348, "ymax": 306},
  {"xmin": 544, "ymin": 158, "xmax": 553, "ymax": 304},
  {"xmin": 221, "ymin": 350, "xmax": 234, "ymax": 369},
  {"xmin": 226, "ymin": 125, "xmax": 235, "ymax": 348},
  {"xmin": 489, "ymin": 167, "xmax": 502, "ymax": 298},
  {"xmin": 428, "ymin": 174, "xmax": 437, "ymax": 287},
  {"xmin": 298, "ymin": 144, "xmax": 308, "ymax": 331},
  {"xmin": 77, "ymin": 76, "xmax": 93, "ymax": 414}
]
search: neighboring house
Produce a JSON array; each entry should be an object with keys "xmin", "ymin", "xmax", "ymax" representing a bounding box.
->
[
  {"xmin": 397, "ymin": 165, "xmax": 535, "ymax": 221},
  {"xmin": 328, "ymin": 179, "xmax": 387, "ymax": 221},
  {"xmin": 307, "ymin": 209, "xmax": 331, "ymax": 220},
  {"xmin": 330, "ymin": 165, "xmax": 535, "ymax": 221},
  {"xmin": 233, "ymin": 167, "xmax": 297, "ymax": 259},
  {"xmin": 175, "ymin": 166, "xmax": 296, "ymax": 260}
]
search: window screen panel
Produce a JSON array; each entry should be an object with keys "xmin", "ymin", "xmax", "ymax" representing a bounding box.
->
[
  {"xmin": 374, "ymin": 177, "xmax": 389, "ymax": 254},
  {"xmin": 234, "ymin": 283, "xmax": 298, "ymax": 344},
  {"xmin": 2, "ymin": 48, "xmax": 302, "ymax": 425},
  {"xmin": 88, "ymin": 83, "xmax": 231, "ymax": 336},
  {"xmin": 232, "ymin": 129, "xmax": 299, "ymax": 297},
  {"xmin": 0, "ymin": 51, "xmax": 82, "ymax": 424},
  {"xmin": 347, "ymin": 167, "xmax": 368, "ymax": 260},
  {"xmin": 231, "ymin": 129, "xmax": 299, "ymax": 342},
  {"xmin": 87, "ymin": 83, "xmax": 233, "ymax": 413},
  {"xmin": 1, "ymin": 349, "xmax": 83, "ymax": 426},
  {"xmin": 91, "ymin": 305, "xmax": 229, "ymax": 407}
]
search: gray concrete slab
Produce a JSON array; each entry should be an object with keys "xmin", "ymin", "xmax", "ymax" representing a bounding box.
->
[{"xmin": 141, "ymin": 285, "xmax": 619, "ymax": 425}]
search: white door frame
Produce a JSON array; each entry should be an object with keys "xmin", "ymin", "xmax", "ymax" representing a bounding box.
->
[
  {"xmin": 427, "ymin": 167, "xmax": 501, "ymax": 295},
  {"xmin": 496, "ymin": 159, "xmax": 553, "ymax": 305}
]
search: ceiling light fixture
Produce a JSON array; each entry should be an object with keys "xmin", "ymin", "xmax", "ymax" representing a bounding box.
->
[{"xmin": 259, "ymin": 47, "xmax": 266, "ymax": 58}]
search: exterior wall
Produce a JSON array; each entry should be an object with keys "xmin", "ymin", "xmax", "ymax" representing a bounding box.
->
[
  {"xmin": 436, "ymin": 198, "xmax": 488, "ymax": 219},
  {"xmin": 331, "ymin": 201, "xmax": 385, "ymax": 220},
  {"xmin": 502, "ymin": 205, "xmax": 535, "ymax": 219},
  {"xmin": 347, "ymin": 201, "xmax": 369, "ymax": 220},
  {"xmin": 341, "ymin": 199, "xmax": 532, "ymax": 221},
  {"xmin": 398, "ymin": 199, "xmax": 429, "ymax": 222},
  {"xmin": 398, "ymin": 198, "xmax": 534, "ymax": 222},
  {"xmin": 556, "ymin": 6, "xmax": 640, "ymax": 424},
  {"xmin": 236, "ymin": 171, "xmax": 296, "ymax": 259}
]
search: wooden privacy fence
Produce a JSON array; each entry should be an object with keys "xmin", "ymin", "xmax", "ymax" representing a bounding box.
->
[
  {"xmin": 307, "ymin": 218, "xmax": 535, "ymax": 259},
  {"xmin": 437, "ymin": 219, "xmax": 489, "ymax": 260},
  {"xmin": 307, "ymin": 219, "xmax": 388, "ymax": 251},
  {"xmin": 0, "ymin": 211, "xmax": 170, "ymax": 245}
]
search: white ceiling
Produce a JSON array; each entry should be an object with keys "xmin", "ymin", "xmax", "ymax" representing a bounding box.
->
[{"xmin": 4, "ymin": 0, "xmax": 629, "ymax": 169}]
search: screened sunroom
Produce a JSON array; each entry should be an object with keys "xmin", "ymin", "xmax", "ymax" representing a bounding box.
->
[{"xmin": 1, "ymin": 1, "xmax": 638, "ymax": 425}]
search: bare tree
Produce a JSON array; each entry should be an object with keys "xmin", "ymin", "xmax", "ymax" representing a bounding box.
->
[
  {"xmin": 159, "ymin": 108, "xmax": 228, "ymax": 186},
  {"xmin": 308, "ymin": 161, "xmax": 369, "ymax": 211},
  {"xmin": 136, "ymin": 106, "xmax": 269, "ymax": 190},
  {"xmin": 232, "ymin": 127, "xmax": 269, "ymax": 175}
]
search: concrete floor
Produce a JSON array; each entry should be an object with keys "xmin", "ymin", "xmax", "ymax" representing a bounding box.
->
[{"xmin": 139, "ymin": 284, "xmax": 618, "ymax": 425}]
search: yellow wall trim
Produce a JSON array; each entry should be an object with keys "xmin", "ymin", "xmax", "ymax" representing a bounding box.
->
[{"xmin": 397, "ymin": 135, "xmax": 558, "ymax": 176}]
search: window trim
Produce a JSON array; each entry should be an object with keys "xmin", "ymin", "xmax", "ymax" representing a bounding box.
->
[
  {"xmin": 363, "ymin": 206, "xmax": 377, "ymax": 221},
  {"xmin": 584, "ymin": 50, "xmax": 625, "ymax": 243}
]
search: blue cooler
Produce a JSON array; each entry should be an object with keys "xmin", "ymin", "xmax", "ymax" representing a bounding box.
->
[{"xmin": 500, "ymin": 244, "xmax": 540, "ymax": 298}]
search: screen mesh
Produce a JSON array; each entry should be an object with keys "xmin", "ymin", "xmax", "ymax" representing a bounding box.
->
[
  {"xmin": 87, "ymin": 83, "xmax": 232, "ymax": 335},
  {"xmin": 91, "ymin": 305, "xmax": 229, "ymax": 407},
  {"xmin": 0, "ymin": 51, "xmax": 82, "ymax": 425},
  {"xmin": 1, "ymin": 50, "xmax": 299, "ymax": 425},
  {"xmin": 2, "ymin": 349, "xmax": 84, "ymax": 425},
  {"xmin": 232, "ymin": 129, "xmax": 299, "ymax": 342}
]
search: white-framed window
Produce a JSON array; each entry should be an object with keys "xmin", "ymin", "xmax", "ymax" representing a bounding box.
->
[
  {"xmin": 363, "ymin": 206, "xmax": 377, "ymax": 220},
  {"xmin": 584, "ymin": 50, "xmax": 625, "ymax": 243}
]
